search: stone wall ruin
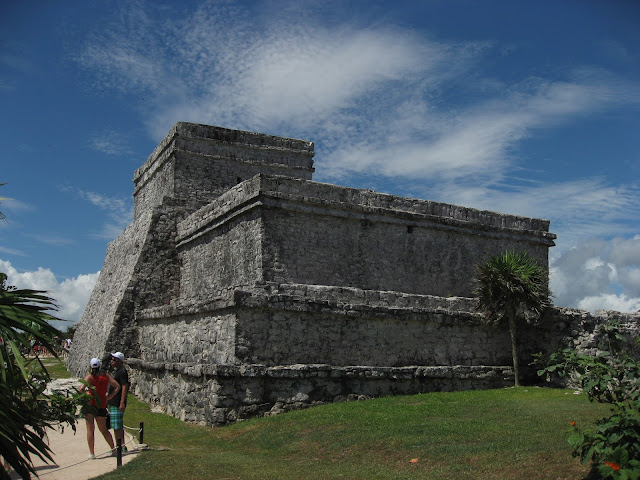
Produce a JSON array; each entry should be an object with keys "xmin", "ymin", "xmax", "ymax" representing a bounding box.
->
[{"xmin": 68, "ymin": 122, "xmax": 638, "ymax": 425}]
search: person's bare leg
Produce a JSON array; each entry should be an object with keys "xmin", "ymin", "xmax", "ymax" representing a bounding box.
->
[
  {"xmin": 85, "ymin": 416, "xmax": 96, "ymax": 455},
  {"xmin": 96, "ymin": 416, "xmax": 115, "ymax": 450}
]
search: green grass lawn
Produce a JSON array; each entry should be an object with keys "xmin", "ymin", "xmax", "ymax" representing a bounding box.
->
[
  {"xmin": 89, "ymin": 385, "xmax": 609, "ymax": 480},
  {"xmin": 37, "ymin": 356, "xmax": 72, "ymax": 379},
  {"xmin": 41, "ymin": 358, "xmax": 608, "ymax": 479}
]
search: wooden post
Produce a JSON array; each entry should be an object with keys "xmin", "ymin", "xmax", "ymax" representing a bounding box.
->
[{"xmin": 116, "ymin": 438, "xmax": 122, "ymax": 467}]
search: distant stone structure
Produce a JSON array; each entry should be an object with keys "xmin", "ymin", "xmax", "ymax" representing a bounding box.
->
[{"xmin": 69, "ymin": 122, "xmax": 638, "ymax": 425}]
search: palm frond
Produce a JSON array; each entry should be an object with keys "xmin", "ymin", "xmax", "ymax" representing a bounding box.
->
[
  {"xmin": 474, "ymin": 250, "xmax": 551, "ymax": 324},
  {"xmin": 0, "ymin": 274, "xmax": 79, "ymax": 479}
]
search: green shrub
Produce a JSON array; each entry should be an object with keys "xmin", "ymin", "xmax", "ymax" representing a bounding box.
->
[{"xmin": 536, "ymin": 320, "xmax": 640, "ymax": 479}]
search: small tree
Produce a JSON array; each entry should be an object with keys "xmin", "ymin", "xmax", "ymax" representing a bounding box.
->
[{"xmin": 474, "ymin": 250, "xmax": 550, "ymax": 386}]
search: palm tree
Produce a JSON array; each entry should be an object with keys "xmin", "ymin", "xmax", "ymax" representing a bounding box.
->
[
  {"xmin": 474, "ymin": 250, "xmax": 551, "ymax": 386},
  {"xmin": 0, "ymin": 193, "xmax": 79, "ymax": 479},
  {"xmin": 0, "ymin": 274, "xmax": 81, "ymax": 480}
]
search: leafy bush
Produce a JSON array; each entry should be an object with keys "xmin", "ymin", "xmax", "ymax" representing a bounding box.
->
[
  {"xmin": 0, "ymin": 273, "xmax": 84, "ymax": 480},
  {"xmin": 536, "ymin": 320, "xmax": 640, "ymax": 479}
]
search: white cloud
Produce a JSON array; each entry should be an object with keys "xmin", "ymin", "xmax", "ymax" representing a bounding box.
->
[
  {"xmin": 74, "ymin": 2, "xmax": 640, "ymax": 187},
  {"xmin": 0, "ymin": 259, "xmax": 99, "ymax": 326},
  {"xmin": 322, "ymin": 75, "xmax": 639, "ymax": 185},
  {"xmin": 618, "ymin": 267, "xmax": 640, "ymax": 297},
  {"xmin": 73, "ymin": 2, "xmax": 472, "ymax": 138},
  {"xmin": 224, "ymin": 28, "xmax": 438, "ymax": 129},
  {"xmin": 578, "ymin": 294, "xmax": 640, "ymax": 314},
  {"xmin": 549, "ymin": 237, "xmax": 640, "ymax": 313},
  {"xmin": 610, "ymin": 235, "xmax": 640, "ymax": 265}
]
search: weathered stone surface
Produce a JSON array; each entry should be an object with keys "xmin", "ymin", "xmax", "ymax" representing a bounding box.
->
[
  {"xmin": 128, "ymin": 360, "xmax": 514, "ymax": 424},
  {"xmin": 68, "ymin": 122, "xmax": 637, "ymax": 426},
  {"xmin": 175, "ymin": 174, "xmax": 554, "ymax": 299}
]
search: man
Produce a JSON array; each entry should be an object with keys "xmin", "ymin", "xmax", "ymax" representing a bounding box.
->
[{"xmin": 108, "ymin": 351, "xmax": 129, "ymax": 451}]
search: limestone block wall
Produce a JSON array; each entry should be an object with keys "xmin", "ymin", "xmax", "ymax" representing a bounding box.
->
[
  {"xmin": 523, "ymin": 308, "xmax": 640, "ymax": 360},
  {"xmin": 127, "ymin": 292, "xmax": 638, "ymax": 426},
  {"xmin": 175, "ymin": 174, "xmax": 555, "ymax": 301},
  {"xmin": 132, "ymin": 151, "xmax": 176, "ymax": 223},
  {"xmin": 256, "ymin": 176, "xmax": 553, "ymax": 298},
  {"xmin": 69, "ymin": 200, "xmax": 183, "ymax": 376},
  {"xmin": 232, "ymin": 285, "xmax": 513, "ymax": 367},
  {"xmin": 133, "ymin": 122, "xmax": 314, "ymax": 221},
  {"xmin": 68, "ymin": 217, "xmax": 149, "ymax": 375},
  {"xmin": 129, "ymin": 362, "xmax": 513, "ymax": 425},
  {"xmin": 178, "ymin": 211, "xmax": 263, "ymax": 302},
  {"xmin": 129, "ymin": 285, "xmax": 517, "ymax": 424},
  {"xmin": 138, "ymin": 311, "xmax": 237, "ymax": 365},
  {"xmin": 261, "ymin": 209, "xmax": 543, "ymax": 298},
  {"xmin": 69, "ymin": 121, "xmax": 576, "ymax": 424},
  {"xmin": 134, "ymin": 285, "xmax": 513, "ymax": 369}
]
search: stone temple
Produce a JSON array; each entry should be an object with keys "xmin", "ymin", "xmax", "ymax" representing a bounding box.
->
[{"xmin": 69, "ymin": 122, "xmax": 632, "ymax": 425}]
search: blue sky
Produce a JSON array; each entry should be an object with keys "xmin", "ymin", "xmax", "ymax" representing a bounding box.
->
[{"xmin": 1, "ymin": 0, "xmax": 639, "ymax": 326}]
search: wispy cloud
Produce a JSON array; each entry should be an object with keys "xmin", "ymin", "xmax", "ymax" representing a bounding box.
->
[
  {"xmin": 0, "ymin": 196, "xmax": 34, "ymax": 214},
  {"xmin": 61, "ymin": 187, "xmax": 132, "ymax": 239},
  {"xmin": 73, "ymin": 2, "xmax": 640, "ymax": 185},
  {"xmin": 71, "ymin": 1, "xmax": 640, "ymax": 312},
  {"xmin": 24, "ymin": 233, "xmax": 75, "ymax": 247},
  {"xmin": 88, "ymin": 129, "xmax": 134, "ymax": 156},
  {"xmin": 430, "ymin": 178, "xmax": 640, "ymax": 246},
  {"xmin": 73, "ymin": 2, "xmax": 471, "ymax": 137},
  {"xmin": 0, "ymin": 245, "xmax": 26, "ymax": 256}
]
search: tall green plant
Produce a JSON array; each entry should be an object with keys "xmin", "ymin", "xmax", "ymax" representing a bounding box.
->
[
  {"xmin": 0, "ymin": 190, "xmax": 82, "ymax": 479},
  {"xmin": 474, "ymin": 250, "xmax": 550, "ymax": 386},
  {"xmin": 0, "ymin": 273, "xmax": 82, "ymax": 480},
  {"xmin": 537, "ymin": 321, "xmax": 640, "ymax": 479}
]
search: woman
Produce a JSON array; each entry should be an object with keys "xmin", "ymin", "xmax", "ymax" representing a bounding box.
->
[{"xmin": 79, "ymin": 357, "xmax": 120, "ymax": 459}]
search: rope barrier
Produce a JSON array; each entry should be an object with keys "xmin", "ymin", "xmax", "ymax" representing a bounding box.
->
[
  {"xmin": 37, "ymin": 429, "xmax": 141, "ymax": 476},
  {"xmin": 33, "ymin": 380, "xmax": 146, "ymax": 476}
]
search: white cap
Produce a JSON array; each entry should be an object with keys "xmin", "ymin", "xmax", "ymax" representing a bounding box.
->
[
  {"xmin": 90, "ymin": 358, "xmax": 101, "ymax": 368},
  {"xmin": 110, "ymin": 352, "xmax": 125, "ymax": 362}
]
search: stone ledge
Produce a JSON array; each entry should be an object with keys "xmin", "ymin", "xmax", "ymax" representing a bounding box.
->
[
  {"xmin": 137, "ymin": 283, "xmax": 481, "ymax": 320},
  {"xmin": 130, "ymin": 360, "xmax": 514, "ymax": 424},
  {"xmin": 127, "ymin": 358, "xmax": 512, "ymax": 381},
  {"xmin": 175, "ymin": 174, "xmax": 556, "ymax": 248}
]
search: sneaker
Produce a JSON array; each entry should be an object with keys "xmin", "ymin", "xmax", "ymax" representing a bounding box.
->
[
  {"xmin": 88, "ymin": 454, "xmax": 96, "ymax": 460},
  {"xmin": 111, "ymin": 449, "xmax": 117, "ymax": 457},
  {"xmin": 122, "ymin": 446, "xmax": 128, "ymax": 453}
]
